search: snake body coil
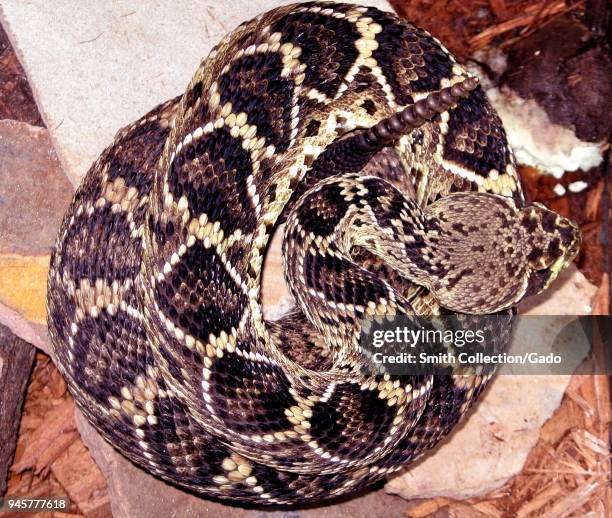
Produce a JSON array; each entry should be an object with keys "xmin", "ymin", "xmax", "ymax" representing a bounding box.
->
[{"xmin": 47, "ymin": 2, "xmax": 580, "ymax": 505}]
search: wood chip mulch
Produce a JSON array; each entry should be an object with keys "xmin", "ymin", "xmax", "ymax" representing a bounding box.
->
[{"xmin": 5, "ymin": 353, "xmax": 111, "ymax": 518}]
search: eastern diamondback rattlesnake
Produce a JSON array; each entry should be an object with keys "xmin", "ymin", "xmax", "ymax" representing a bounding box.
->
[{"xmin": 47, "ymin": 1, "xmax": 580, "ymax": 506}]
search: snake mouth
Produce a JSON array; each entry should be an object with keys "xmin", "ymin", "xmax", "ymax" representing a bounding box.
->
[
  {"xmin": 525, "ymin": 268, "xmax": 553, "ymax": 298},
  {"xmin": 526, "ymin": 253, "xmax": 573, "ymax": 298}
]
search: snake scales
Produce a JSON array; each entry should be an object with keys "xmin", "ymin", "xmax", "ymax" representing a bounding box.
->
[{"xmin": 47, "ymin": 1, "xmax": 581, "ymax": 506}]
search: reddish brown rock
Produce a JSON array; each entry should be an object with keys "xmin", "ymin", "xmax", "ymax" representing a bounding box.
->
[
  {"xmin": 0, "ymin": 120, "xmax": 73, "ymax": 256},
  {"xmin": 502, "ymin": 16, "xmax": 612, "ymax": 143},
  {"xmin": 0, "ymin": 24, "xmax": 43, "ymax": 126},
  {"xmin": 50, "ymin": 440, "xmax": 112, "ymax": 518}
]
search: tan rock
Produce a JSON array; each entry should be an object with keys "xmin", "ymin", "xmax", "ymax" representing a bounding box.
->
[
  {"xmin": 0, "ymin": 120, "xmax": 72, "ymax": 254},
  {"xmin": 0, "ymin": 254, "xmax": 49, "ymax": 325},
  {"xmin": 0, "ymin": 120, "xmax": 71, "ymax": 354},
  {"xmin": 50, "ymin": 440, "xmax": 112, "ymax": 518},
  {"xmin": 261, "ymin": 224, "xmax": 293, "ymax": 318}
]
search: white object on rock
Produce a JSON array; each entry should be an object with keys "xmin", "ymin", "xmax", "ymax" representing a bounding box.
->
[
  {"xmin": 468, "ymin": 55, "xmax": 604, "ymax": 178},
  {"xmin": 486, "ymin": 88, "xmax": 604, "ymax": 177},
  {"xmin": 568, "ymin": 180, "xmax": 589, "ymax": 193}
]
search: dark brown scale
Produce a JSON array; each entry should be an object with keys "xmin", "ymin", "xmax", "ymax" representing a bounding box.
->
[
  {"xmin": 268, "ymin": 310, "xmax": 333, "ymax": 371},
  {"xmin": 155, "ymin": 240, "xmax": 248, "ymax": 341},
  {"xmin": 443, "ymin": 86, "xmax": 511, "ymax": 178},
  {"xmin": 208, "ymin": 351, "xmax": 297, "ymax": 436},
  {"xmin": 105, "ymin": 106, "xmax": 177, "ymax": 190},
  {"xmin": 304, "ymin": 119, "xmax": 321, "ymax": 137},
  {"xmin": 369, "ymin": 9, "xmax": 453, "ymax": 103},
  {"xmin": 184, "ymin": 80, "xmax": 203, "ymax": 110},
  {"xmin": 360, "ymin": 98, "xmax": 377, "ymax": 115},
  {"xmin": 59, "ymin": 205, "xmax": 139, "ymax": 282},
  {"xmin": 271, "ymin": 9, "xmax": 361, "ymax": 98},
  {"xmin": 151, "ymin": 216, "xmax": 175, "ymax": 247},
  {"xmin": 308, "ymin": 383, "xmax": 397, "ymax": 460},
  {"xmin": 301, "ymin": 250, "xmax": 388, "ymax": 307},
  {"xmin": 218, "ymin": 52, "xmax": 294, "ymax": 152},
  {"xmin": 294, "ymin": 182, "xmax": 352, "ymax": 236},
  {"xmin": 168, "ymin": 126, "xmax": 256, "ymax": 235},
  {"xmin": 540, "ymin": 210, "xmax": 558, "ymax": 232}
]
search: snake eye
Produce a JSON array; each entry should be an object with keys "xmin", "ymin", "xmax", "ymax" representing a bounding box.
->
[{"xmin": 526, "ymin": 246, "xmax": 544, "ymax": 268}]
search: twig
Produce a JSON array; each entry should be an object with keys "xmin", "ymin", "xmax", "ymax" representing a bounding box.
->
[
  {"xmin": 78, "ymin": 32, "xmax": 105, "ymax": 45},
  {"xmin": 468, "ymin": 0, "xmax": 582, "ymax": 51}
]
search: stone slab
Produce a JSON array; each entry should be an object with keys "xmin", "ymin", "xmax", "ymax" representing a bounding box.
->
[
  {"xmin": 0, "ymin": 120, "xmax": 72, "ymax": 256},
  {"xmin": 0, "ymin": 324, "xmax": 36, "ymax": 495},
  {"xmin": 0, "ymin": 0, "xmax": 392, "ymax": 186},
  {"xmin": 0, "ymin": 120, "xmax": 73, "ymax": 355}
]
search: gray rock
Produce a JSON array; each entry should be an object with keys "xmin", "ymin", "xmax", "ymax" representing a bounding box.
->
[{"xmin": 0, "ymin": 0, "xmax": 393, "ymax": 186}]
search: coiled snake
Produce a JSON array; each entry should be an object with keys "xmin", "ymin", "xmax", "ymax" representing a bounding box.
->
[{"xmin": 47, "ymin": 1, "xmax": 580, "ymax": 506}]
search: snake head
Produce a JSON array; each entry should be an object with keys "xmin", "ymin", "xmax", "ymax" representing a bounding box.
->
[
  {"xmin": 521, "ymin": 203, "xmax": 582, "ymax": 298},
  {"xmin": 424, "ymin": 193, "xmax": 581, "ymax": 314}
]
